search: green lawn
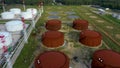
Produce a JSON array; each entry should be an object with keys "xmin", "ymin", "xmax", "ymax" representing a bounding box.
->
[{"xmin": 102, "ymin": 14, "xmax": 120, "ymax": 24}]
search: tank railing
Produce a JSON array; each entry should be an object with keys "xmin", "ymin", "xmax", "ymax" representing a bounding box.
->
[{"xmin": 2, "ymin": 35, "xmax": 24, "ymax": 68}]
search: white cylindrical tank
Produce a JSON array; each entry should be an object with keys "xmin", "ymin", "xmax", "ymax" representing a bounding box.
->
[
  {"xmin": 10, "ymin": 8, "xmax": 21, "ymax": 15},
  {"xmin": 0, "ymin": 32, "xmax": 12, "ymax": 49},
  {"xmin": 21, "ymin": 12, "xmax": 33, "ymax": 19},
  {"xmin": 5, "ymin": 20, "xmax": 24, "ymax": 32},
  {"xmin": 26, "ymin": 8, "xmax": 38, "ymax": 16},
  {"xmin": 1, "ymin": 12, "xmax": 15, "ymax": 19}
]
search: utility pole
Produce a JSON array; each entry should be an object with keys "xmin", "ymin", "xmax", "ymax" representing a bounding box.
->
[
  {"xmin": 22, "ymin": 0, "xmax": 26, "ymax": 11},
  {"xmin": 21, "ymin": 17, "xmax": 28, "ymax": 43},
  {"xmin": 2, "ymin": 0, "xmax": 5, "ymax": 12}
]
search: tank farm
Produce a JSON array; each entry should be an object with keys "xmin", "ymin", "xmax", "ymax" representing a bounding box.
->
[
  {"xmin": 33, "ymin": 16, "xmax": 120, "ymax": 68},
  {"xmin": 1, "ymin": 4, "xmax": 120, "ymax": 68}
]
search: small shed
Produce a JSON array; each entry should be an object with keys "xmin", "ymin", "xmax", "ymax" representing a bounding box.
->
[
  {"xmin": 112, "ymin": 13, "xmax": 118, "ymax": 18},
  {"xmin": 117, "ymin": 14, "xmax": 120, "ymax": 19},
  {"xmin": 98, "ymin": 9, "xmax": 105, "ymax": 14}
]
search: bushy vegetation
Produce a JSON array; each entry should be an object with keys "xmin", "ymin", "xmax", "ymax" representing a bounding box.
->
[
  {"xmin": 4, "ymin": 0, "xmax": 53, "ymax": 5},
  {"xmin": 56, "ymin": 0, "xmax": 120, "ymax": 9},
  {"xmin": 93, "ymin": 0, "xmax": 120, "ymax": 9},
  {"xmin": 1, "ymin": 0, "xmax": 120, "ymax": 9}
]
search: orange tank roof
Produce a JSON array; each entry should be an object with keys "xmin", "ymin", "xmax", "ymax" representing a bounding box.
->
[
  {"xmin": 92, "ymin": 49, "xmax": 120, "ymax": 68},
  {"xmin": 34, "ymin": 51, "xmax": 69, "ymax": 68},
  {"xmin": 73, "ymin": 19, "xmax": 88, "ymax": 30},
  {"xmin": 46, "ymin": 19, "xmax": 61, "ymax": 31},
  {"xmin": 42, "ymin": 31, "xmax": 64, "ymax": 48},
  {"xmin": 79, "ymin": 30, "xmax": 102, "ymax": 47}
]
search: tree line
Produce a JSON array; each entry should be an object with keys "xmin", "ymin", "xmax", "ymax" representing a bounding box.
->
[
  {"xmin": 1, "ymin": 0, "xmax": 53, "ymax": 5},
  {"xmin": 1, "ymin": 0, "xmax": 120, "ymax": 9},
  {"xmin": 56, "ymin": 0, "xmax": 120, "ymax": 10}
]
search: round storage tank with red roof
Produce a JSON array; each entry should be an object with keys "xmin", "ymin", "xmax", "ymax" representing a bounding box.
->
[
  {"xmin": 42, "ymin": 31, "xmax": 64, "ymax": 48},
  {"xmin": 45, "ymin": 19, "xmax": 61, "ymax": 31},
  {"xmin": 34, "ymin": 51, "xmax": 69, "ymax": 68},
  {"xmin": 91, "ymin": 49, "xmax": 120, "ymax": 68},
  {"xmin": 79, "ymin": 30, "xmax": 102, "ymax": 47},
  {"xmin": 73, "ymin": 19, "xmax": 88, "ymax": 30}
]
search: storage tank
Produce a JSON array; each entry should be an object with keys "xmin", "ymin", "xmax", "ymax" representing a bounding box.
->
[
  {"xmin": 26, "ymin": 8, "xmax": 38, "ymax": 16},
  {"xmin": 21, "ymin": 12, "xmax": 33, "ymax": 19},
  {"xmin": 92, "ymin": 49, "xmax": 120, "ymax": 68},
  {"xmin": 1, "ymin": 12, "xmax": 15, "ymax": 19},
  {"xmin": 79, "ymin": 30, "xmax": 102, "ymax": 47},
  {"xmin": 5, "ymin": 20, "xmax": 24, "ymax": 32},
  {"xmin": 42, "ymin": 31, "xmax": 64, "ymax": 48},
  {"xmin": 73, "ymin": 19, "xmax": 88, "ymax": 30},
  {"xmin": 34, "ymin": 51, "xmax": 69, "ymax": 68},
  {"xmin": 0, "ymin": 32, "xmax": 12, "ymax": 49},
  {"xmin": 46, "ymin": 19, "xmax": 61, "ymax": 31},
  {"xmin": 10, "ymin": 8, "xmax": 21, "ymax": 15}
]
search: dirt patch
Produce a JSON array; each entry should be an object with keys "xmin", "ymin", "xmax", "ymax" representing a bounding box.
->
[
  {"xmin": 115, "ymin": 34, "xmax": 120, "ymax": 39},
  {"xmin": 58, "ymin": 7, "xmax": 62, "ymax": 9},
  {"xmin": 85, "ymin": 13, "xmax": 91, "ymax": 15},
  {"xmin": 88, "ymin": 26, "xmax": 94, "ymax": 30},
  {"xmin": 106, "ymin": 26, "xmax": 114, "ymax": 29},
  {"xmin": 47, "ymin": 8, "xmax": 52, "ymax": 10},
  {"xmin": 62, "ymin": 21, "xmax": 72, "ymax": 23},
  {"xmin": 89, "ymin": 16, "xmax": 97, "ymax": 18},
  {"xmin": 96, "ymin": 20, "xmax": 104, "ymax": 23}
]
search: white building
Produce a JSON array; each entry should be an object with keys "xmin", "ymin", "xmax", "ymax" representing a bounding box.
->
[
  {"xmin": 112, "ymin": 13, "xmax": 120, "ymax": 19},
  {"xmin": 117, "ymin": 14, "xmax": 120, "ymax": 19},
  {"xmin": 98, "ymin": 9, "xmax": 106, "ymax": 14}
]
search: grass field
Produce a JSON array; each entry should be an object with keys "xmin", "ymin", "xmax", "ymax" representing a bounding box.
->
[{"xmin": 12, "ymin": 5, "xmax": 120, "ymax": 68}]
